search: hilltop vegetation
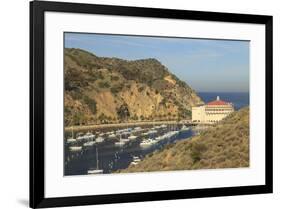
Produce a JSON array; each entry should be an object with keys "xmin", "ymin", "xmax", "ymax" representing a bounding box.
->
[
  {"xmin": 119, "ymin": 107, "xmax": 249, "ymax": 173},
  {"xmin": 64, "ymin": 48, "xmax": 203, "ymax": 126}
]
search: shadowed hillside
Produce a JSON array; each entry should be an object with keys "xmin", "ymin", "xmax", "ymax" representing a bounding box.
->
[
  {"xmin": 64, "ymin": 48, "xmax": 203, "ymax": 126},
  {"xmin": 119, "ymin": 107, "xmax": 249, "ymax": 173}
]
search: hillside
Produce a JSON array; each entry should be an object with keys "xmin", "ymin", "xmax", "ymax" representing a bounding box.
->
[
  {"xmin": 119, "ymin": 107, "xmax": 249, "ymax": 173},
  {"xmin": 64, "ymin": 48, "xmax": 203, "ymax": 126}
]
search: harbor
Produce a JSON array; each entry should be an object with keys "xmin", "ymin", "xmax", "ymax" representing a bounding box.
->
[
  {"xmin": 64, "ymin": 93, "xmax": 249, "ymax": 176},
  {"xmin": 64, "ymin": 124, "xmax": 196, "ymax": 175}
]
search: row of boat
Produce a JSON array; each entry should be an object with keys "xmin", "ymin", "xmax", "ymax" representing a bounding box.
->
[
  {"xmin": 139, "ymin": 125, "xmax": 189, "ymax": 148},
  {"xmin": 66, "ymin": 126, "xmax": 143, "ymax": 152},
  {"xmin": 67, "ymin": 124, "xmax": 190, "ymax": 152}
]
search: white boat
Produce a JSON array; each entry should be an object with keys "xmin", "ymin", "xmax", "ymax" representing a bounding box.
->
[
  {"xmin": 120, "ymin": 138, "xmax": 130, "ymax": 143},
  {"xmin": 84, "ymin": 132, "xmax": 95, "ymax": 140},
  {"xmin": 160, "ymin": 124, "xmax": 167, "ymax": 128},
  {"xmin": 87, "ymin": 147, "xmax": 103, "ymax": 174},
  {"xmin": 67, "ymin": 126, "xmax": 76, "ymax": 143},
  {"xmin": 116, "ymin": 128, "xmax": 131, "ymax": 135},
  {"xmin": 108, "ymin": 133, "xmax": 116, "ymax": 139},
  {"xmin": 130, "ymin": 161, "xmax": 139, "ymax": 166},
  {"xmin": 155, "ymin": 135, "xmax": 164, "ymax": 142},
  {"xmin": 130, "ymin": 156, "xmax": 141, "ymax": 166},
  {"xmin": 156, "ymin": 130, "xmax": 178, "ymax": 141},
  {"xmin": 140, "ymin": 138, "xmax": 156, "ymax": 147},
  {"xmin": 87, "ymin": 169, "xmax": 103, "ymax": 174},
  {"xmin": 77, "ymin": 132, "xmax": 84, "ymax": 136},
  {"xmin": 122, "ymin": 131, "xmax": 131, "ymax": 136},
  {"xmin": 181, "ymin": 125, "xmax": 190, "ymax": 131},
  {"xmin": 115, "ymin": 130, "xmax": 122, "ymax": 134},
  {"xmin": 128, "ymin": 135, "xmax": 138, "ymax": 140},
  {"xmin": 148, "ymin": 130, "xmax": 157, "ymax": 134},
  {"xmin": 132, "ymin": 156, "xmax": 141, "ymax": 162},
  {"xmin": 95, "ymin": 136, "xmax": 104, "ymax": 143},
  {"xmin": 69, "ymin": 146, "xmax": 82, "ymax": 152},
  {"xmin": 66, "ymin": 138, "xmax": 76, "ymax": 144},
  {"xmin": 115, "ymin": 141, "xmax": 126, "ymax": 146},
  {"xmin": 115, "ymin": 134, "xmax": 126, "ymax": 146},
  {"xmin": 107, "ymin": 131, "xmax": 114, "ymax": 135},
  {"xmin": 141, "ymin": 132, "xmax": 149, "ymax": 136},
  {"xmin": 134, "ymin": 127, "xmax": 142, "ymax": 131},
  {"xmin": 76, "ymin": 136, "xmax": 85, "ymax": 141},
  {"xmin": 83, "ymin": 141, "xmax": 95, "ymax": 147},
  {"xmin": 85, "ymin": 131, "xmax": 92, "ymax": 135}
]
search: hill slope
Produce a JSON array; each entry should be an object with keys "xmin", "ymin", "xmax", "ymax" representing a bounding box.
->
[
  {"xmin": 119, "ymin": 107, "xmax": 249, "ymax": 173},
  {"xmin": 64, "ymin": 48, "xmax": 203, "ymax": 126}
]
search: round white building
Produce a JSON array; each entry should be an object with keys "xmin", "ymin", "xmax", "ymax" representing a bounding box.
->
[{"xmin": 192, "ymin": 96, "xmax": 234, "ymax": 124}]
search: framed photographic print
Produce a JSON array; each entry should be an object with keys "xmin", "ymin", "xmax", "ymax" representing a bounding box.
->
[{"xmin": 30, "ymin": 0, "xmax": 273, "ymax": 208}]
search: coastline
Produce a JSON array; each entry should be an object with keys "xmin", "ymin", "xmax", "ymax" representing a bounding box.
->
[{"xmin": 65, "ymin": 120, "xmax": 192, "ymax": 132}]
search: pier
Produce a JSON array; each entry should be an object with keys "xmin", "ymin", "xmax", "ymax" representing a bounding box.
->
[{"xmin": 65, "ymin": 120, "xmax": 196, "ymax": 132}]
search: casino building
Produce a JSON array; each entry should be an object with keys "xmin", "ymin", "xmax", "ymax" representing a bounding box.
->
[{"xmin": 192, "ymin": 96, "xmax": 234, "ymax": 124}]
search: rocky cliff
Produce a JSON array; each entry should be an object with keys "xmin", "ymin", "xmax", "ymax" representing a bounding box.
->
[{"xmin": 64, "ymin": 48, "xmax": 203, "ymax": 126}]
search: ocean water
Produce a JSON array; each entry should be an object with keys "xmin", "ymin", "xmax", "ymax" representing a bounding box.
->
[{"xmin": 198, "ymin": 92, "xmax": 249, "ymax": 110}]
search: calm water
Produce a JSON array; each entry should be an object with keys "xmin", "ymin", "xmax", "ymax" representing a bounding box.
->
[
  {"xmin": 64, "ymin": 92, "xmax": 249, "ymax": 175},
  {"xmin": 198, "ymin": 92, "xmax": 249, "ymax": 110},
  {"xmin": 65, "ymin": 126, "xmax": 193, "ymax": 175}
]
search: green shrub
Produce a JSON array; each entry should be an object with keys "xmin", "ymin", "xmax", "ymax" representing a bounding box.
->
[
  {"xmin": 190, "ymin": 142, "xmax": 207, "ymax": 163},
  {"xmin": 110, "ymin": 84, "xmax": 123, "ymax": 94},
  {"xmin": 83, "ymin": 95, "xmax": 97, "ymax": 114},
  {"xmin": 73, "ymin": 112, "xmax": 86, "ymax": 125},
  {"xmin": 138, "ymin": 86, "xmax": 145, "ymax": 92},
  {"xmin": 117, "ymin": 103, "xmax": 130, "ymax": 121},
  {"xmin": 98, "ymin": 81, "xmax": 110, "ymax": 88},
  {"xmin": 111, "ymin": 75, "xmax": 119, "ymax": 81}
]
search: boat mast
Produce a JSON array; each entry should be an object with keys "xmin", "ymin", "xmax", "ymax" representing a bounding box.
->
[
  {"xmin": 96, "ymin": 146, "xmax": 99, "ymax": 170},
  {"xmin": 120, "ymin": 132, "xmax": 122, "ymax": 142},
  {"xmin": 71, "ymin": 126, "xmax": 74, "ymax": 138}
]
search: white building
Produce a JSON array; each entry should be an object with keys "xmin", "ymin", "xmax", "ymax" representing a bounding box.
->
[{"xmin": 192, "ymin": 96, "xmax": 234, "ymax": 124}]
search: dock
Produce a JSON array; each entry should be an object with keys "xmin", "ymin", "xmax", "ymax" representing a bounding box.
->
[{"xmin": 65, "ymin": 120, "xmax": 196, "ymax": 132}]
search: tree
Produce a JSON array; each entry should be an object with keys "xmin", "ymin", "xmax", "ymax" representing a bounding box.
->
[
  {"xmin": 83, "ymin": 95, "xmax": 97, "ymax": 114},
  {"xmin": 117, "ymin": 103, "xmax": 130, "ymax": 121},
  {"xmin": 98, "ymin": 113, "xmax": 108, "ymax": 124},
  {"xmin": 131, "ymin": 114, "xmax": 139, "ymax": 121},
  {"xmin": 73, "ymin": 112, "xmax": 85, "ymax": 125}
]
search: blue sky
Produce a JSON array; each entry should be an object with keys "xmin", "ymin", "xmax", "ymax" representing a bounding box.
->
[{"xmin": 65, "ymin": 32, "xmax": 249, "ymax": 93}]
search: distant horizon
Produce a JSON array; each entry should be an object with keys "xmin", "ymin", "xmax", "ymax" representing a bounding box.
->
[
  {"xmin": 65, "ymin": 33, "xmax": 250, "ymax": 92},
  {"xmin": 197, "ymin": 90, "xmax": 249, "ymax": 93}
]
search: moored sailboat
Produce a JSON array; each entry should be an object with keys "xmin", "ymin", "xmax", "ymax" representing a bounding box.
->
[
  {"xmin": 69, "ymin": 146, "xmax": 82, "ymax": 152},
  {"xmin": 95, "ymin": 136, "xmax": 105, "ymax": 143},
  {"xmin": 115, "ymin": 134, "xmax": 126, "ymax": 146},
  {"xmin": 140, "ymin": 138, "xmax": 157, "ymax": 148},
  {"xmin": 88, "ymin": 147, "xmax": 103, "ymax": 174},
  {"xmin": 66, "ymin": 126, "xmax": 76, "ymax": 144}
]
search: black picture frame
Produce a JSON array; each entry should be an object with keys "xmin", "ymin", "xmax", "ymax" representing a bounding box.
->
[{"xmin": 30, "ymin": 0, "xmax": 273, "ymax": 208}]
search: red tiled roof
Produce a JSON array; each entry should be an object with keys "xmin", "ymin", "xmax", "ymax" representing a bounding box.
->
[{"xmin": 207, "ymin": 100, "xmax": 229, "ymax": 106}]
